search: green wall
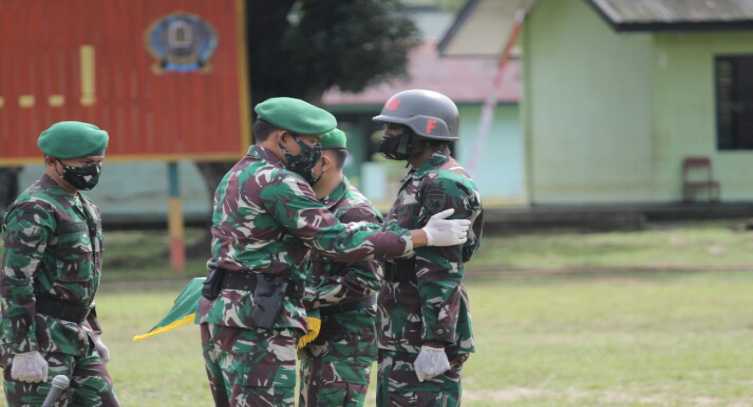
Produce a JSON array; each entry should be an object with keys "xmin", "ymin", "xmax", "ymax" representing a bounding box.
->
[
  {"xmin": 524, "ymin": 0, "xmax": 753, "ymax": 204},
  {"xmin": 652, "ymin": 32, "xmax": 753, "ymax": 201},
  {"xmin": 524, "ymin": 0, "xmax": 654, "ymax": 204},
  {"xmin": 457, "ymin": 104, "xmax": 524, "ymax": 204},
  {"xmin": 330, "ymin": 104, "xmax": 525, "ymax": 207},
  {"xmin": 19, "ymin": 161, "xmax": 211, "ymax": 220}
]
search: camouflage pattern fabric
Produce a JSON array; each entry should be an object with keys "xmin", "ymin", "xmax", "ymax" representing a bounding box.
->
[
  {"xmin": 299, "ymin": 178, "xmax": 382, "ymax": 407},
  {"xmin": 201, "ymin": 323, "xmax": 297, "ymax": 407},
  {"xmin": 376, "ymin": 350, "xmax": 467, "ymax": 407},
  {"xmin": 198, "ymin": 146, "xmax": 413, "ymax": 405},
  {"xmin": 1, "ymin": 174, "xmax": 115, "ymax": 406},
  {"xmin": 377, "ymin": 150, "xmax": 483, "ymax": 404},
  {"xmin": 3, "ymin": 346, "xmax": 118, "ymax": 407},
  {"xmin": 197, "ymin": 145, "xmax": 411, "ymax": 334}
]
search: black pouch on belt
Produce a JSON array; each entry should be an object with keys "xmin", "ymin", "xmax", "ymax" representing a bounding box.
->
[
  {"xmin": 251, "ymin": 274, "xmax": 288, "ymax": 329},
  {"xmin": 202, "ymin": 267, "xmax": 226, "ymax": 300}
]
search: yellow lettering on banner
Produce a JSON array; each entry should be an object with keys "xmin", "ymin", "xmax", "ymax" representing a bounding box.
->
[
  {"xmin": 0, "ymin": 97, "xmax": 4, "ymax": 109},
  {"xmin": 49, "ymin": 95, "xmax": 65, "ymax": 107},
  {"xmin": 19, "ymin": 95, "xmax": 34, "ymax": 108},
  {"xmin": 80, "ymin": 45, "xmax": 96, "ymax": 106}
]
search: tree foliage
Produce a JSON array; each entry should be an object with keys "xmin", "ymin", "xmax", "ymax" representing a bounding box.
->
[
  {"xmin": 192, "ymin": 0, "xmax": 419, "ymax": 255},
  {"xmin": 246, "ymin": 0, "xmax": 419, "ymax": 104}
]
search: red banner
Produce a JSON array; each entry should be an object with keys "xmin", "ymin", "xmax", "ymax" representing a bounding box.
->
[{"xmin": 0, "ymin": 0, "xmax": 250, "ymax": 165}]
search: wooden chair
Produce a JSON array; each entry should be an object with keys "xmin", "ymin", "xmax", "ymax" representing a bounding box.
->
[{"xmin": 682, "ymin": 156, "xmax": 720, "ymax": 203}]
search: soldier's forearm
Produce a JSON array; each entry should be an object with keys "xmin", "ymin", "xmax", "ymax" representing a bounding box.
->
[
  {"xmin": 345, "ymin": 269, "xmax": 381, "ymax": 293},
  {"xmin": 410, "ymin": 229, "xmax": 428, "ymax": 248},
  {"xmin": 1, "ymin": 274, "xmax": 40, "ymax": 353}
]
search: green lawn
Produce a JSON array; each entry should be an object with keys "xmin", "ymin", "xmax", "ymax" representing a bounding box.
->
[
  {"xmin": 5, "ymin": 271, "xmax": 753, "ymax": 406},
  {"xmin": 472, "ymin": 221, "xmax": 753, "ymax": 271},
  {"xmin": 95, "ymin": 221, "xmax": 753, "ymax": 280},
  {"xmin": 2, "ymin": 222, "xmax": 753, "ymax": 405}
]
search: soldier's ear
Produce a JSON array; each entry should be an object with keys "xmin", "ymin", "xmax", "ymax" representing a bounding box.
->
[
  {"xmin": 278, "ymin": 130, "xmax": 297, "ymax": 148},
  {"xmin": 319, "ymin": 154, "xmax": 330, "ymax": 173}
]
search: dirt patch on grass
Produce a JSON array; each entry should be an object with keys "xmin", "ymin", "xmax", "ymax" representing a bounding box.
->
[
  {"xmin": 464, "ymin": 388, "xmax": 550, "ymax": 402},
  {"xmin": 463, "ymin": 388, "xmax": 751, "ymax": 405}
]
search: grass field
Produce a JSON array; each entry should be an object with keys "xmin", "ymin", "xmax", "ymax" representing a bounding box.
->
[{"xmin": 2, "ymin": 222, "xmax": 753, "ymax": 405}]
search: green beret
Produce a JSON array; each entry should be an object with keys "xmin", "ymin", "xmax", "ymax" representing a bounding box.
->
[
  {"xmin": 254, "ymin": 97, "xmax": 336, "ymax": 136},
  {"xmin": 38, "ymin": 121, "xmax": 109, "ymax": 159},
  {"xmin": 320, "ymin": 128, "xmax": 347, "ymax": 150}
]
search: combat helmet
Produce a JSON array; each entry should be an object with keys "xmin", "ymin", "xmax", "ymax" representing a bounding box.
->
[{"xmin": 373, "ymin": 89, "xmax": 459, "ymax": 141}]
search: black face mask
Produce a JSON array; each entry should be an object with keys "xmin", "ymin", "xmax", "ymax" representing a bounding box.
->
[
  {"xmin": 379, "ymin": 128, "xmax": 415, "ymax": 160},
  {"xmin": 58, "ymin": 161, "xmax": 102, "ymax": 190},
  {"xmin": 279, "ymin": 135, "xmax": 322, "ymax": 185}
]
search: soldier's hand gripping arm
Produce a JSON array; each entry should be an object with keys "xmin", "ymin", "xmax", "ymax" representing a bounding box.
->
[
  {"xmin": 421, "ymin": 208, "xmax": 469, "ymax": 246},
  {"xmin": 260, "ymin": 175, "xmax": 470, "ymax": 264},
  {"xmin": 1, "ymin": 202, "xmax": 56, "ymax": 381}
]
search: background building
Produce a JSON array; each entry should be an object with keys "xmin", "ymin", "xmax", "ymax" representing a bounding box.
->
[{"xmin": 443, "ymin": 0, "xmax": 753, "ymax": 205}]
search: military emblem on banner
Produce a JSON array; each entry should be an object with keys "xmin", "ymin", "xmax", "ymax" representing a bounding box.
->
[{"xmin": 146, "ymin": 12, "xmax": 218, "ymax": 73}]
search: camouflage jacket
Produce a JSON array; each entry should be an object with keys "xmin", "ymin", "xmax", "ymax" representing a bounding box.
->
[
  {"xmin": 302, "ymin": 178, "xmax": 382, "ymax": 355},
  {"xmin": 303, "ymin": 177, "xmax": 383, "ymax": 311},
  {"xmin": 198, "ymin": 146, "xmax": 412, "ymax": 334},
  {"xmin": 0, "ymin": 175, "xmax": 103, "ymax": 358},
  {"xmin": 378, "ymin": 151, "xmax": 482, "ymax": 355}
]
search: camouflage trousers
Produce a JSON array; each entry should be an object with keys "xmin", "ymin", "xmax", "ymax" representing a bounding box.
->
[
  {"xmin": 200, "ymin": 323, "xmax": 298, "ymax": 407},
  {"xmin": 297, "ymin": 331, "xmax": 376, "ymax": 406},
  {"xmin": 2, "ymin": 348, "xmax": 118, "ymax": 407},
  {"xmin": 376, "ymin": 350, "xmax": 468, "ymax": 407}
]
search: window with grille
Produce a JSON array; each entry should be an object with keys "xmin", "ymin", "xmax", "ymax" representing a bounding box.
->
[{"xmin": 716, "ymin": 55, "xmax": 753, "ymax": 150}]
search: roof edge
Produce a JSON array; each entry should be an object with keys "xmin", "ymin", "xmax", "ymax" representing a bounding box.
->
[
  {"xmin": 586, "ymin": 0, "xmax": 753, "ymax": 33},
  {"xmin": 437, "ymin": 0, "xmax": 481, "ymax": 56},
  {"xmin": 609, "ymin": 20, "xmax": 753, "ymax": 33}
]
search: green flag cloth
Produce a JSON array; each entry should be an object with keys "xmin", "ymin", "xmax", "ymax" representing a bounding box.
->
[{"xmin": 132, "ymin": 277, "xmax": 205, "ymax": 342}]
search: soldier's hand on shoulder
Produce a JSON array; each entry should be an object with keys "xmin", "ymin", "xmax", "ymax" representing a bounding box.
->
[{"xmin": 422, "ymin": 209, "xmax": 470, "ymax": 247}]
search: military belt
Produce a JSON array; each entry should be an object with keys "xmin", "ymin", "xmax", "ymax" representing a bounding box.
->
[
  {"xmin": 220, "ymin": 270, "xmax": 303, "ymax": 298},
  {"xmin": 383, "ymin": 258, "xmax": 417, "ymax": 283},
  {"xmin": 319, "ymin": 295, "xmax": 376, "ymax": 317},
  {"xmin": 220, "ymin": 270, "xmax": 260, "ymax": 291},
  {"xmin": 35, "ymin": 294, "xmax": 90, "ymax": 324}
]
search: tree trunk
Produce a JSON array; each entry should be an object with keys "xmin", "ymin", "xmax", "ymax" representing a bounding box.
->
[{"xmin": 0, "ymin": 167, "xmax": 22, "ymax": 212}]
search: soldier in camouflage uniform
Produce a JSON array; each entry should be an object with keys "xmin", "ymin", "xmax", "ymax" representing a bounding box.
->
[
  {"xmin": 298, "ymin": 128, "xmax": 382, "ymax": 407},
  {"xmin": 197, "ymin": 97, "xmax": 471, "ymax": 407},
  {"xmin": 372, "ymin": 90, "xmax": 484, "ymax": 406},
  {"xmin": 0, "ymin": 121, "xmax": 119, "ymax": 407}
]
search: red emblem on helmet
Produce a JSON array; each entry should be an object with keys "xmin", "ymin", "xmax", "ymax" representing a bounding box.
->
[
  {"xmin": 425, "ymin": 118, "xmax": 437, "ymax": 134},
  {"xmin": 386, "ymin": 97, "xmax": 400, "ymax": 111}
]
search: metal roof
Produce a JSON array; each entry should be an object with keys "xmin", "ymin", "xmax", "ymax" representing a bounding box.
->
[
  {"xmin": 322, "ymin": 42, "xmax": 520, "ymax": 106},
  {"xmin": 588, "ymin": 0, "xmax": 753, "ymax": 31}
]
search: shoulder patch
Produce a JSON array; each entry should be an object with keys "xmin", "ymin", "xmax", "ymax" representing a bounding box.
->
[{"xmin": 423, "ymin": 182, "xmax": 449, "ymax": 215}]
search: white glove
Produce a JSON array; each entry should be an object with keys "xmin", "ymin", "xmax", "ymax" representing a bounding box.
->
[
  {"xmin": 93, "ymin": 334, "xmax": 110, "ymax": 363},
  {"xmin": 10, "ymin": 351, "xmax": 48, "ymax": 383},
  {"xmin": 413, "ymin": 345, "xmax": 451, "ymax": 382},
  {"xmin": 422, "ymin": 209, "xmax": 471, "ymax": 247}
]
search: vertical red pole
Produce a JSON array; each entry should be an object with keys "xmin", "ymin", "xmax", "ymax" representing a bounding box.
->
[{"xmin": 468, "ymin": 7, "xmax": 530, "ymax": 176}]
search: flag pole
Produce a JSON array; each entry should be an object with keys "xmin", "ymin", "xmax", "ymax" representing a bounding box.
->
[{"xmin": 468, "ymin": 4, "xmax": 533, "ymax": 176}]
